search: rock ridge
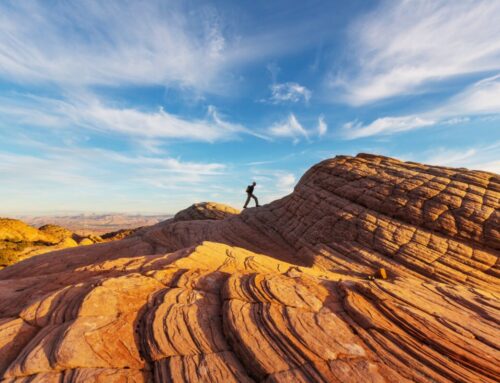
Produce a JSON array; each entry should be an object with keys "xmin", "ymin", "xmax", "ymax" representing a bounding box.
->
[{"xmin": 0, "ymin": 154, "xmax": 498, "ymax": 382}]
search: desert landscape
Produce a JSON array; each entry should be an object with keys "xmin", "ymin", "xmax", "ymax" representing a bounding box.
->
[
  {"xmin": 0, "ymin": 217, "xmax": 157, "ymax": 270},
  {"xmin": 18, "ymin": 215, "xmax": 170, "ymax": 236},
  {"xmin": 0, "ymin": 154, "xmax": 498, "ymax": 382},
  {"xmin": 1, "ymin": 1, "xmax": 499, "ymax": 382}
]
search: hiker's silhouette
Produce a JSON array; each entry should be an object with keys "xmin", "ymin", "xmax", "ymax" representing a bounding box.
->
[{"xmin": 243, "ymin": 181, "xmax": 259, "ymax": 208}]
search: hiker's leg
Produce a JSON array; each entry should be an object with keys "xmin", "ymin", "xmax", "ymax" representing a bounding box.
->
[
  {"xmin": 252, "ymin": 195, "xmax": 259, "ymax": 207},
  {"xmin": 243, "ymin": 194, "xmax": 251, "ymax": 208}
]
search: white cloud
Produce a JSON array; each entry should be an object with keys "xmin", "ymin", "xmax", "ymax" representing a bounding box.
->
[
  {"xmin": 0, "ymin": 93, "xmax": 252, "ymax": 142},
  {"xmin": 0, "ymin": 2, "xmax": 230, "ymax": 91},
  {"xmin": 268, "ymin": 114, "xmax": 309, "ymax": 143},
  {"xmin": 261, "ymin": 63, "xmax": 311, "ymax": 104},
  {"xmin": 424, "ymin": 148, "xmax": 477, "ymax": 167},
  {"xmin": 0, "ymin": 152, "xmax": 100, "ymax": 187},
  {"xmin": 343, "ymin": 116, "xmax": 436, "ymax": 139},
  {"xmin": 83, "ymin": 103, "xmax": 245, "ymax": 141},
  {"xmin": 0, "ymin": 145, "xmax": 229, "ymax": 214},
  {"xmin": 441, "ymin": 117, "xmax": 470, "ymax": 126},
  {"xmin": 268, "ymin": 114, "xmax": 329, "ymax": 143},
  {"xmin": 335, "ymin": 0, "xmax": 500, "ymax": 105},
  {"xmin": 419, "ymin": 142, "xmax": 500, "ymax": 173},
  {"xmin": 343, "ymin": 74, "xmax": 500, "ymax": 139},
  {"xmin": 0, "ymin": 1, "xmax": 327, "ymax": 94},
  {"xmin": 94, "ymin": 151, "xmax": 226, "ymax": 175},
  {"xmin": 0, "ymin": 147, "xmax": 226, "ymax": 185},
  {"xmin": 276, "ymin": 173, "xmax": 296, "ymax": 190},
  {"xmin": 269, "ymin": 82, "xmax": 312, "ymax": 103},
  {"xmin": 266, "ymin": 62, "xmax": 281, "ymax": 83},
  {"xmin": 317, "ymin": 115, "xmax": 328, "ymax": 136},
  {"xmin": 434, "ymin": 74, "xmax": 500, "ymax": 116}
]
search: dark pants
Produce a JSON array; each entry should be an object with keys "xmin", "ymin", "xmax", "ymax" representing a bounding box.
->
[{"xmin": 244, "ymin": 193, "xmax": 259, "ymax": 208}]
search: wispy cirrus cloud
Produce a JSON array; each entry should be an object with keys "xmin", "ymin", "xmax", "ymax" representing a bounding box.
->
[
  {"xmin": 260, "ymin": 63, "xmax": 311, "ymax": 104},
  {"xmin": 269, "ymin": 82, "xmax": 311, "ymax": 104},
  {"xmin": 333, "ymin": 0, "xmax": 500, "ymax": 105},
  {"xmin": 268, "ymin": 114, "xmax": 309, "ymax": 143},
  {"xmin": 0, "ymin": 1, "xmax": 229, "ymax": 91},
  {"xmin": 276, "ymin": 173, "xmax": 296, "ymax": 190},
  {"xmin": 343, "ymin": 116, "xmax": 436, "ymax": 139},
  {"xmin": 0, "ymin": 92, "xmax": 254, "ymax": 142},
  {"xmin": 432, "ymin": 74, "xmax": 500, "ymax": 116},
  {"xmin": 0, "ymin": 1, "xmax": 329, "ymax": 94},
  {"xmin": 343, "ymin": 74, "xmax": 500, "ymax": 139},
  {"xmin": 317, "ymin": 115, "xmax": 327, "ymax": 137},
  {"xmin": 0, "ymin": 151, "xmax": 100, "ymax": 187},
  {"xmin": 419, "ymin": 142, "xmax": 500, "ymax": 173},
  {"xmin": 268, "ymin": 114, "xmax": 327, "ymax": 143},
  {"xmin": 0, "ymin": 145, "xmax": 226, "ymax": 186},
  {"xmin": 0, "ymin": 144, "xmax": 228, "ymax": 214}
]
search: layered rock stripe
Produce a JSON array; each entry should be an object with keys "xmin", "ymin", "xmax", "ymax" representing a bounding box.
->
[{"xmin": 0, "ymin": 154, "xmax": 498, "ymax": 382}]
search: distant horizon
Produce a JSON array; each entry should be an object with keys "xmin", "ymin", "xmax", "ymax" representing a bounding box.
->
[
  {"xmin": 5, "ymin": 211, "xmax": 173, "ymax": 218},
  {"xmin": 1, "ymin": 1, "xmax": 499, "ymax": 214},
  {"xmin": 2, "ymin": 148, "xmax": 498, "ymax": 217},
  {"xmin": 2, "ymin": 148, "xmax": 499, "ymax": 217}
]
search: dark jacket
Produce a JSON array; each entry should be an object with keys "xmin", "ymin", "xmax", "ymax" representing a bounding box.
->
[{"xmin": 246, "ymin": 184, "xmax": 255, "ymax": 194}]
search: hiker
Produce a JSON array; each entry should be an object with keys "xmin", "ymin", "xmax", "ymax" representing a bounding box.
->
[{"xmin": 243, "ymin": 181, "xmax": 260, "ymax": 208}]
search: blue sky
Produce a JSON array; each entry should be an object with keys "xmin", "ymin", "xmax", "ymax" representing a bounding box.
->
[{"xmin": 0, "ymin": 0, "xmax": 499, "ymax": 215}]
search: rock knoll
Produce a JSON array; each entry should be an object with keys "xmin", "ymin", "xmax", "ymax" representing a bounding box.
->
[
  {"xmin": 0, "ymin": 220, "xmax": 140, "ymax": 268},
  {"xmin": 173, "ymin": 202, "xmax": 240, "ymax": 222},
  {"xmin": 0, "ymin": 154, "xmax": 498, "ymax": 382}
]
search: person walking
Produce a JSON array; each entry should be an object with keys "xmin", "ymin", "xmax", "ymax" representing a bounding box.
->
[{"xmin": 243, "ymin": 181, "xmax": 259, "ymax": 208}]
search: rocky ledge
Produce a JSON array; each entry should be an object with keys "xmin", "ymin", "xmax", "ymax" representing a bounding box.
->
[{"xmin": 0, "ymin": 154, "xmax": 498, "ymax": 383}]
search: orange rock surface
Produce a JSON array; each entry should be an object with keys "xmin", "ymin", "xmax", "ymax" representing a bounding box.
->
[
  {"xmin": 0, "ymin": 154, "xmax": 498, "ymax": 382},
  {"xmin": 173, "ymin": 202, "xmax": 240, "ymax": 222}
]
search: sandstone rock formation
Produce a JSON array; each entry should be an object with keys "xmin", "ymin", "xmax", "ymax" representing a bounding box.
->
[
  {"xmin": 0, "ymin": 219, "xmax": 54, "ymax": 244},
  {"xmin": 173, "ymin": 202, "xmax": 240, "ymax": 222},
  {"xmin": 0, "ymin": 221, "xmax": 139, "ymax": 268},
  {"xmin": 0, "ymin": 219, "xmax": 76, "ymax": 268},
  {"xmin": 0, "ymin": 154, "xmax": 498, "ymax": 382},
  {"xmin": 38, "ymin": 224, "xmax": 75, "ymax": 243}
]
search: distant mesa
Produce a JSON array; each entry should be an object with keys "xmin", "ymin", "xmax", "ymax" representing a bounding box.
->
[
  {"xmin": 0, "ymin": 154, "xmax": 498, "ymax": 382},
  {"xmin": 20, "ymin": 213, "xmax": 170, "ymax": 236}
]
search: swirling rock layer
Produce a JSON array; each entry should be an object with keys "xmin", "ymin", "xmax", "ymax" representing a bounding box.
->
[{"xmin": 0, "ymin": 154, "xmax": 498, "ymax": 382}]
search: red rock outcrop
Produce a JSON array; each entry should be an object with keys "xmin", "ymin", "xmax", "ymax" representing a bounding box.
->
[
  {"xmin": 173, "ymin": 202, "xmax": 240, "ymax": 222},
  {"xmin": 0, "ymin": 154, "xmax": 498, "ymax": 382},
  {"xmin": 0, "ymin": 220, "xmax": 143, "ymax": 269}
]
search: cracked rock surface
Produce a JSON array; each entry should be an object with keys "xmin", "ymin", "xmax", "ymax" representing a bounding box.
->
[{"xmin": 0, "ymin": 154, "xmax": 499, "ymax": 382}]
